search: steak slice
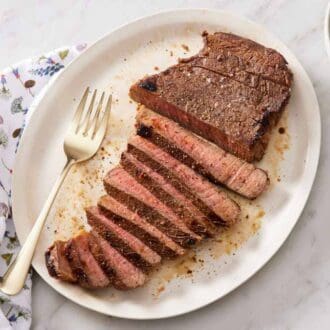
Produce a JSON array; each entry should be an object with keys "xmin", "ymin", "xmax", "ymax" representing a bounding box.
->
[
  {"xmin": 121, "ymin": 151, "xmax": 217, "ymax": 237},
  {"xmin": 87, "ymin": 233, "xmax": 117, "ymax": 285},
  {"xmin": 90, "ymin": 230, "xmax": 146, "ymax": 289},
  {"xmin": 136, "ymin": 107, "xmax": 269, "ymax": 199},
  {"xmin": 86, "ymin": 206, "xmax": 160, "ymax": 272},
  {"xmin": 128, "ymin": 135, "xmax": 240, "ymax": 226},
  {"xmin": 98, "ymin": 195, "xmax": 184, "ymax": 258},
  {"xmin": 129, "ymin": 32, "xmax": 292, "ymax": 161},
  {"xmin": 45, "ymin": 240, "xmax": 77, "ymax": 283},
  {"xmin": 104, "ymin": 167, "xmax": 200, "ymax": 246},
  {"xmin": 66, "ymin": 232, "xmax": 110, "ymax": 289}
]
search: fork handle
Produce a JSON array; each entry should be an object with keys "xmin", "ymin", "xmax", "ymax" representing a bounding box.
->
[{"xmin": 0, "ymin": 158, "xmax": 75, "ymax": 295}]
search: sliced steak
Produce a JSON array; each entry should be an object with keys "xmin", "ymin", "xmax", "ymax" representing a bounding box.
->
[
  {"xmin": 103, "ymin": 180, "xmax": 193, "ymax": 248},
  {"xmin": 121, "ymin": 151, "xmax": 217, "ymax": 237},
  {"xmin": 104, "ymin": 167, "xmax": 200, "ymax": 246},
  {"xmin": 130, "ymin": 32, "xmax": 292, "ymax": 161},
  {"xmin": 90, "ymin": 230, "xmax": 147, "ymax": 289},
  {"xmin": 45, "ymin": 240, "xmax": 77, "ymax": 283},
  {"xmin": 128, "ymin": 135, "xmax": 240, "ymax": 226},
  {"xmin": 127, "ymin": 143, "xmax": 221, "ymax": 226},
  {"xmin": 98, "ymin": 195, "xmax": 184, "ymax": 258},
  {"xmin": 87, "ymin": 207, "xmax": 160, "ymax": 272},
  {"xmin": 65, "ymin": 233, "xmax": 110, "ymax": 289},
  {"xmin": 136, "ymin": 107, "xmax": 269, "ymax": 199}
]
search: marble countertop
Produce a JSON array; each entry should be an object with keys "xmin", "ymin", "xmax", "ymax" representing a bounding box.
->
[{"xmin": 2, "ymin": 0, "xmax": 330, "ymax": 329}]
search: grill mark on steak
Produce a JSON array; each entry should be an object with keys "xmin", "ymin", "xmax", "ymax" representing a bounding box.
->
[
  {"xmin": 136, "ymin": 107, "xmax": 269, "ymax": 199},
  {"xmin": 98, "ymin": 195, "xmax": 183, "ymax": 258},
  {"xmin": 128, "ymin": 136, "xmax": 240, "ymax": 226},
  {"xmin": 86, "ymin": 207, "xmax": 158, "ymax": 272},
  {"xmin": 121, "ymin": 152, "xmax": 213, "ymax": 237}
]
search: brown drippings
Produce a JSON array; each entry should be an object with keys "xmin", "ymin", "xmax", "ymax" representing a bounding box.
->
[
  {"xmin": 154, "ymin": 250, "xmax": 197, "ymax": 285},
  {"xmin": 259, "ymin": 110, "xmax": 290, "ymax": 183},
  {"xmin": 181, "ymin": 44, "xmax": 190, "ymax": 51},
  {"xmin": 278, "ymin": 127, "xmax": 285, "ymax": 134},
  {"xmin": 205, "ymin": 202, "xmax": 265, "ymax": 259},
  {"xmin": 154, "ymin": 66, "xmax": 159, "ymax": 71},
  {"xmin": 157, "ymin": 285, "xmax": 165, "ymax": 295},
  {"xmin": 152, "ymin": 250, "xmax": 198, "ymax": 297},
  {"xmin": 152, "ymin": 200, "xmax": 265, "ymax": 296}
]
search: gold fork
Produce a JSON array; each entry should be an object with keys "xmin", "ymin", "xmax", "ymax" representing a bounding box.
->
[{"xmin": 0, "ymin": 87, "xmax": 112, "ymax": 295}]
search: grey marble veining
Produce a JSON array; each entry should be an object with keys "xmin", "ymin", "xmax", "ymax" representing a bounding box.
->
[{"xmin": 1, "ymin": 0, "xmax": 330, "ymax": 329}]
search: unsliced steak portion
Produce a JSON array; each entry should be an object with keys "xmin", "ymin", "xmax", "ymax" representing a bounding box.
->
[
  {"xmin": 190, "ymin": 31, "xmax": 292, "ymax": 87},
  {"xmin": 136, "ymin": 107, "xmax": 269, "ymax": 199},
  {"xmin": 90, "ymin": 230, "xmax": 146, "ymax": 289},
  {"xmin": 45, "ymin": 240, "xmax": 76, "ymax": 283},
  {"xmin": 104, "ymin": 167, "xmax": 200, "ymax": 246},
  {"xmin": 130, "ymin": 32, "xmax": 292, "ymax": 161},
  {"xmin": 121, "ymin": 151, "xmax": 217, "ymax": 237},
  {"xmin": 86, "ymin": 207, "xmax": 160, "ymax": 272},
  {"xmin": 98, "ymin": 195, "xmax": 184, "ymax": 258},
  {"xmin": 66, "ymin": 233, "xmax": 110, "ymax": 289},
  {"xmin": 128, "ymin": 135, "xmax": 240, "ymax": 226}
]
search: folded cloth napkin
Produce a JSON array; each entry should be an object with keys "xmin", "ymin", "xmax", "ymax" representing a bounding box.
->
[{"xmin": 0, "ymin": 44, "xmax": 86, "ymax": 330}]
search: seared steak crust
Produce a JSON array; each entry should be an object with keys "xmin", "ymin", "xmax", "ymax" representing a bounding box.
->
[
  {"xmin": 130, "ymin": 32, "xmax": 292, "ymax": 161},
  {"xmin": 45, "ymin": 241, "xmax": 77, "ymax": 283}
]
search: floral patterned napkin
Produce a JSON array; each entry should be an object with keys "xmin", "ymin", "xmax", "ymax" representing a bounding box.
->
[{"xmin": 0, "ymin": 44, "xmax": 86, "ymax": 330}]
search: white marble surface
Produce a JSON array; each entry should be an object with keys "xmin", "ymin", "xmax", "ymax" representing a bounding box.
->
[{"xmin": 1, "ymin": 0, "xmax": 330, "ymax": 329}]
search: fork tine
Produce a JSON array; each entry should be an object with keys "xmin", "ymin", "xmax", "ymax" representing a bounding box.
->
[
  {"xmin": 90, "ymin": 91, "xmax": 105, "ymax": 136},
  {"xmin": 81, "ymin": 89, "xmax": 97, "ymax": 134},
  {"xmin": 94, "ymin": 94, "xmax": 112, "ymax": 139},
  {"xmin": 72, "ymin": 87, "xmax": 89, "ymax": 133}
]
